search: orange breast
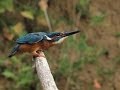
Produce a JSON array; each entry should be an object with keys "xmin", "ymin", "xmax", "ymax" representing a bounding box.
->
[
  {"xmin": 19, "ymin": 41, "xmax": 54, "ymax": 53},
  {"xmin": 19, "ymin": 43, "xmax": 41, "ymax": 53},
  {"xmin": 41, "ymin": 40, "xmax": 54, "ymax": 50}
]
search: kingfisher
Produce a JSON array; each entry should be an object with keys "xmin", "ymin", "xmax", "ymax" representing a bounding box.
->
[{"xmin": 8, "ymin": 30, "xmax": 80, "ymax": 58}]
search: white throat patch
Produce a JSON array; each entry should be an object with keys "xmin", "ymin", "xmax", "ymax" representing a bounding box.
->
[
  {"xmin": 45, "ymin": 35, "xmax": 52, "ymax": 40},
  {"xmin": 54, "ymin": 37, "xmax": 67, "ymax": 44}
]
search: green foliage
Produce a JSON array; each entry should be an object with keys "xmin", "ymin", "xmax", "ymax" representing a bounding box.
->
[
  {"xmin": 59, "ymin": 33, "xmax": 100, "ymax": 73},
  {"xmin": 51, "ymin": 16, "xmax": 74, "ymax": 26},
  {"xmin": 0, "ymin": 0, "xmax": 14, "ymax": 13},
  {"xmin": 59, "ymin": 17, "xmax": 74, "ymax": 25},
  {"xmin": 16, "ymin": 66, "xmax": 34, "ymax": 87},
  {"xmin": 0, "ymin": 57, "xmax": 6, "ymax": 66},
  {"xmin": 79, "ymin": 0, "xmax": 90, "ymax": 7},
  {"xmin": 113, "ymin": 56, "xmax": 120, "ymax": 64},
  {"xmin": 21, "ymin": 11, "xmax": 34, "ymax": 20},
  {"xmin": 97, "ymin": 67, "xmax": 114, "ymax": 79},
  {"xmin": 78, "ymin": 33, "xmax": 88, "ymax": 51},
  {"xmin": 76, "ymin": 0, "xmax": 90, "ymax": 18},
  {"xmin": 73, "ymin": 58, "xmax": 86, "ymax": 70},
  {"xmin": 1, "ymin": 57, "xmax": 36, "ymax": 89},
  {"xmin": 2, "ymin": 69, "xmax": 17, "ymax": 80},
  {"xmin": 90, "ymin": 13, "xmax": 106, "ymax": 25},
  {"xmin": 114, "ymin": 32, "xmax": 120, "ymax": 38},
  {"xmin": 73, "ymin": 48, "xmax": 99, "ymax": 70},
  {"xmin": 63, "ymin": 34, "xmax": 84, "ymax": 52},
  {"xmin": 57, "ymin": 56, "xmax": 72, "ymax": 76},
  {"xmin": 0, "ymin": 0, "xmax": 45, "ymax": 89}
]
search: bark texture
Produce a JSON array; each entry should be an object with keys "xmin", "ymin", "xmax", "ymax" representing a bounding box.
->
[{"xmin": 35, "ymin": 52, "xmax": 58, "ymax": 90}]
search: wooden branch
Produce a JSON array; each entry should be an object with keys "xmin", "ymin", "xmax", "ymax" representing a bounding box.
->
[{"xmin": 35, "ymin": 52, "xmax": 58, "ymax": 90}]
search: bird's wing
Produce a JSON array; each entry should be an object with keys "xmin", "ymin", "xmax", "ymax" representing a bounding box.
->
[{"xmin": 16, "ymin": 32, "xmax": 46, "ymax": 44}]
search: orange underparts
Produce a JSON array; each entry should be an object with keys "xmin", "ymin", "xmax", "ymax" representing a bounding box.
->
[{"xmin": 18, "ymin": 40, "xmax": 54, "ymax": 57}]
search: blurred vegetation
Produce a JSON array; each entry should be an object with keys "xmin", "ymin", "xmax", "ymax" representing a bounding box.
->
[{"xmin": 0, "ymin": 0, "xmax": 120, "ymax": 90}]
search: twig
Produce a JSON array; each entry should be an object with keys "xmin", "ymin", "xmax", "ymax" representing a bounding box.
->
[
  {"xmin": 35, "ymin": 52, "xmax": 58, "ymax": 90},
  {"xmin": 44, "ymin": 9, "xmax": 52, "ymax": 31},
  {"xmin": 39, "ymin": 0, "xmax": 52, "ymax": 31}
]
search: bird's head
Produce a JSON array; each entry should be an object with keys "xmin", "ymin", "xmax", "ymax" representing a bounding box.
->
[{"xmin": 46, "ymin": 30, "xmax": 80, "ymax": 44}]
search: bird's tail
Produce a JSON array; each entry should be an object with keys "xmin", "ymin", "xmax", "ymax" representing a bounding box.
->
[{"xmin": 8, "ymin": 44, "xmax": 20, "ymax": 58}]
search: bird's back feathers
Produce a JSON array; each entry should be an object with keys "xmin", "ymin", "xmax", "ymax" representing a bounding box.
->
[{"xmin": 16, "ymin": 32, "xmax": 46, "ymax": 44}]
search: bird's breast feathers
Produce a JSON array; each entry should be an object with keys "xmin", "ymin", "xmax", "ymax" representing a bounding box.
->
[{"xmin": 19, "ymin": 40, "xmax": 54, "ymax": 53}]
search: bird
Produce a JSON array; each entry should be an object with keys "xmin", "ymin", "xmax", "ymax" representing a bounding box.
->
[{"xmin": 8, "ymin": 30, "xmax": 80, "ymax": 58}]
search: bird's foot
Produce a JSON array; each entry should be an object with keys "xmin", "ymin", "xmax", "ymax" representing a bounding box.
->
[
  {"xmin": 33, "ymin": 54, "xmax": 45, "ymax": 58},
  {"xmin": 36, "ymin": 50, "xmax": 43, "ymax": 54},
  {"xmin": 32, "ymin": 51, "xmax": 45, "ymax": 58}
]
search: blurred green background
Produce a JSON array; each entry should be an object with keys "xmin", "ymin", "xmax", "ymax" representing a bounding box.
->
[{"xmin": 0, "ymin": 0, "xmax": 120, "ymax": 90}]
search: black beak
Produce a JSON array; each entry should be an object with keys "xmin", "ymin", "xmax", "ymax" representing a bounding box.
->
[{"xmin": 63, "ymin": 30, "xmax": 80, "ymax": 37}]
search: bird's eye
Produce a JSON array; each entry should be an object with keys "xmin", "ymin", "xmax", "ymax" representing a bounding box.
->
[
  {"xmin": 57, "ymin": 33, "xmax": 63, "ymax": 36},
  {"xmin": 56, "ymin": 33, "xmax": 60, "ymax": 36}
]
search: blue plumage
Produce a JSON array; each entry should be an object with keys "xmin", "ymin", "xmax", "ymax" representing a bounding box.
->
[
  {"xmin": 8, "ymin": 30, "xmax": 80, "ymax": 58},
  {"xmin": 16, "ymin": 32, "xmax": 61, "ymax": 44},
  {"xmin": 16, "ymin": 32, "xmax": 47, "ymax": 44}
]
